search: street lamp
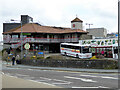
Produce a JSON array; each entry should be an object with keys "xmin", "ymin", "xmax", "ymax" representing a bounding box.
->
[
  {"xmin": 11, "ymin": 19, "xmax": 23, "ymax": 59},
  {"xmin": 86, "ymin": 23, "xmax": 93, "ymax": 29}
]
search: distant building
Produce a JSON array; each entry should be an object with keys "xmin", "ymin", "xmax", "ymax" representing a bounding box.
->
[
  {"xmin": 86, "ymin": 28, "xmax": 107, "ymax": 38},
  {"xmin": 3, "ymin": 15, "xmax": 92, "ymax": 53},
  {"xmin": 3, "ymin": 15, "xmax": 33, "ymax": 33}
]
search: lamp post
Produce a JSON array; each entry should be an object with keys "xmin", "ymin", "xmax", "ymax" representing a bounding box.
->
[
  {"xmin": 86, "ymin": 23, "xmax": 93, "ymax": 29},
  {"xmin": 118, "ymin": 0, "xmax": 120, "ymax": 89},
  {"xmin": 11, "ymin": 19, "xmax": 23, "ymax": 59}
]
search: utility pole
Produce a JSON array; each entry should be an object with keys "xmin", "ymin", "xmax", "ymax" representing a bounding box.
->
[
  {"xmin": 11, "ymin": 19, "xmax": 23, "ymax": 59},
  {"xmin": 118, "ymin": 0, "xmax": 120, "ymax": 89}
]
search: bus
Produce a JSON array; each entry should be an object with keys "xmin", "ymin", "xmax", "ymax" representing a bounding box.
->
[
  {"xmin": 79, "ymin": 38, "xmax": 118, "ymax": 59},
  {"xmin": 60, "ymin": 43, "xmax": 92, "ymax": 59}
]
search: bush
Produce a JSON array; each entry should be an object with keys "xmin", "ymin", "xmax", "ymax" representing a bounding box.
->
[
  {"xmin": 96, "ymin": 55, "xmax": 104, "ymax": 59},
  {"xmin": 90, "ymin": 56, "xmax": 97, "ymax": 59},
  {"xmin": 37, "ymin": 57, "xmax": 44, "ymax": 59},
  {"xmin": 30, "ymin": 56, "xmax": 44, "ymax": 59}
]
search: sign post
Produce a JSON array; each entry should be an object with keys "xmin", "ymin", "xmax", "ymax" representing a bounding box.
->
[{"xmin": 24, "ymin": 43, "xmax": 30, "ymax": 56}]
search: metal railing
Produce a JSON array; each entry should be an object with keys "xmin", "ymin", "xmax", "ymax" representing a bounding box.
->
[{"xmin": 3, "ymin": 37, "xmax": 79, "ymax": 48}]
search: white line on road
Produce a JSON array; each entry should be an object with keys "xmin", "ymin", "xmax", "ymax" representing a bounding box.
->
[
  {"xmin": 52, "ymin": 82, "xmax": 71, "ymax": 85},
  {"xmin": 52, "ymin": 79, "xmax": 72, "ymax": 85},
  {"xmin": 29, "ymin": 80, "xmax": 56, "ymax": 87},
  {"xmin": 101, "ymin": 76, "xmax": 118, "ymax": 79},
  {"xmin": 72, "ymin": 86, "xmax": 109, "ymax": 88},
  {"xmin": 1, "ymin": 72, "xmax": 4, "ymax": 74},
  {"xmin": 80, "ymin": 75, "xmax": 118, "ymax": 79},
  {"xmin": 4, "ymin": 74, "xmax": 56, "ymax": 87},
  {"xmin": 15, "ymin": 74, "xmax": 29, "ymax": 77},
  {"xmin": 27, "ymin": 69, "xmax": 33, "ymax": 71},
  {"xmin": 39, "ymin": 77, "xmax": 52, "ymax": 81},
  {"xmin": 80, "ymin": 75, "xmax": 98, "ymax": 77},
  {"xmin": 39, "ymin": 77, "xmax": 72, "ymax": 85},
  {"xmin": 64, "ymin": 76, "xmax": 97, "ymax": 83}
]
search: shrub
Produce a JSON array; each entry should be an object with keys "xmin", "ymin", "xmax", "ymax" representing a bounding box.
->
[
  {"xmin": 90, "ymin": 56, "xmax": 97, "ymax": 59},
  {"xmin": 37, "ymin": 57, "xmax": 44, "ymax": 59}
]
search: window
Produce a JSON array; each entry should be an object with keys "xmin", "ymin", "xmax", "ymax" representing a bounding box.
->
[
  {"xmin": 73, "ymin": 24, "xmax": 75, "ymax": 27},
  {"xmin": 82, "ymin": 46, "xmax": 90, "ymax": 53},
  {"xmin": 114, "ymin": 48, "xmax": 118, "ymax": 54},
  {"xmin": 12, "ymin": 35, "xmax": 18, "ymax": 38},
  {"xmin": 61, "ymin": 45, "xmax": 80, "ymax": 49}
]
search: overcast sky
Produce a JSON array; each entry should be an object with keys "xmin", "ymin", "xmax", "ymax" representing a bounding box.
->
[{"xmin": 0, "ymin": 0, "xmax": 118, "ymax": 41}]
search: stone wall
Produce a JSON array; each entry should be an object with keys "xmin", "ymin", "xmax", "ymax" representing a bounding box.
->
[{"xmin": 21, "ymin": 59, "xmax": 118, "ymax": 69}]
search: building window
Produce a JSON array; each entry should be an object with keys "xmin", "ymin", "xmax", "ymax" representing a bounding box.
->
[{"xmin": 73, "ymin": 24, "xmax": 75, "ymax": 27}]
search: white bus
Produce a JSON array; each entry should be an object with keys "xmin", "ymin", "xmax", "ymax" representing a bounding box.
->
[
  {"xmin": 79, "ymin": 38, "xmax": 118, "ymax": 59},
  {"xmin": 60, "ymin": 43, "xmax": 92, "ymax": 59}
]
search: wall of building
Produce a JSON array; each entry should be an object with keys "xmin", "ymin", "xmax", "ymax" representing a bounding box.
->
[
  {"xmin": 3, "ymin": 23, "xmax": 21, "ymax": 32},
  {"xmin": 71, "ymin": 22, "xmax": 83, "ymax": 30},
  {"xmin": 21, "ymin": 15, "xmax": 33, "ymax": 25},
  {"xmin": 86, "ymin": 28, "xmax": 107, "ymax": 37},
  {"xmin": 79, "ymin": 34, "xmax": 92, "ymax": 40}
]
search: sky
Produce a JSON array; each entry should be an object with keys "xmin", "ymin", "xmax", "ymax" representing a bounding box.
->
[{"xmin": 0, "ymin": 0, "xmax": 118, "ymax": 41}]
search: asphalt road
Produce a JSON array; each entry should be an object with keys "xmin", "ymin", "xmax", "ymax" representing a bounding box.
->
[{"xmin": 2, "ymin": 65, "xmax": 118, "ymax": 89}]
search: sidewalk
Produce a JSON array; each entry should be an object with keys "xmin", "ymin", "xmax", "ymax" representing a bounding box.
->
[
  {"xmin": 2, "ymin": 74, "xmax": 61, "ymax": 88},
  {"xmin": 3, "ymin": 62, "xmax": 118, "ymax": 73}
]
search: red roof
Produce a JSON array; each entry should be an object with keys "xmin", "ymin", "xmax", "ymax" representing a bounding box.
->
[
  {"xmin": 71, "ymin": 17, "xmax": 83, "ymax": 22},
  {"xmin": 3, "ymin": 23, "xmax": 87, "ymax": 34}
]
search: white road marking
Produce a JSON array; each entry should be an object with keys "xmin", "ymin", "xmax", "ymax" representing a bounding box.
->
[
  {"xmin": 101, "ymin": 76, "xmax": 118, "ymax": 79},
  {"xmin": 64, "ymin": 76, "xmax": 97, "ymax": 83},
  {"xmin": 28, "ymin": 69, "xmax": 33, "ymax": 70},
  {"xmin": 1, "ymin": 72, "xmax": 4, "ymax": 74},
  {"xmin": 39, "ymin": 77, "xmax": 52, "ymax": 81},
  {"xmin": 27, "ymin": 80, "xmax": 56, "ymax": 87},
  {"xmin": 15, "ymin": 74, "xmax": 29, "ymax": 77},
  {"xmin": 5, "ymin": 74, "xmax": 18, "ymax": 78},
  {"xmin": 22, "ymin": 76, "xmax": 35, "ymax": 79},
  {"xmin": 80, "ymin": 74, "xmax": 118, "ymax": 79},
  {"xmin": 52, "ymin": 82, "xmax": 71, "ymax": 85},
  {"xmin": 4, "ymin": 74, "xmax": 56, "ymax": 87},
  {"xmin": 80, "ymin": 75, "xmax": 98, "ymax": 77},
  {"xmin": 72, "ymin": 86, "xmax": 109, "ymax": 88},
  {"xmin": 52, "ymin": 79, "xmax": 72, "ymax": 85},
  {"xmin": 39, "ymin": 77, "xmax": 72, "ymax": 85}
]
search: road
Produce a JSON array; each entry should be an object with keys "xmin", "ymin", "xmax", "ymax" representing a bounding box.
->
[{"xmin": 2, "ymin": 64, "xmax": 118, "ymax": 89}]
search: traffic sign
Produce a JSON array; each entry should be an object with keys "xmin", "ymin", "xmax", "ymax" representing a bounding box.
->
[
  {"xmin": 38, "ymin": 52, "xmax": 43, "ymax": 54},
  {"xmin": 24, "ymin": 43, "xmax": 30, "ymax": 49}
]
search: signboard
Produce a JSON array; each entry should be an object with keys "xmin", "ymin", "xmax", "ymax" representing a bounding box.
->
[
  {"xmin": 38, "ymin": 52, "xmax": 43, "ymax": 54},
  {"xmin": 24, "ymin": 43, "xmax": 30, "ymax": 49},
  {"xmin": 80, "ymin": 38, "xmax": 118, "ymax": 46},
  {"xmin": 22, "ymin": 33, "xmax": 31, "ymax": 35}
]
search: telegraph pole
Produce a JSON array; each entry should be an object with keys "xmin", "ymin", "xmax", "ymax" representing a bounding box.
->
[{"xmin": 118, "ymin": 0, "xmax": 120, "ymax": 89}]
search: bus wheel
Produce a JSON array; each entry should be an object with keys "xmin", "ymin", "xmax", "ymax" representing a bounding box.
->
[
  {"xmin": 64, "ymin": 52, "xmax": 67, "ymax": 56},
  {"xmin": 76, "ymin": 54, "xmax": 79, "ymax": 58}
]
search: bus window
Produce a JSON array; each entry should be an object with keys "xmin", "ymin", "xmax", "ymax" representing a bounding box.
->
[
  {"xmin": 114, "ymin": 48, "xmax": 118, "ymax": 54},
  {"xmin": 82, "ymin": 46, "xmax": 90, "ymax": 53}
]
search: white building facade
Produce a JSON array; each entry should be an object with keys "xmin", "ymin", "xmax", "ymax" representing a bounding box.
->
[{"xmin": 86, "ymin": 28, "xmax": 107, "ymax": 38}]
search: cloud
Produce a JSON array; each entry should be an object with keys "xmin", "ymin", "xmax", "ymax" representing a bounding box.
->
[{"xmin": 0, "ymin": 0, "xmax": 118, "ymax": 41}]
